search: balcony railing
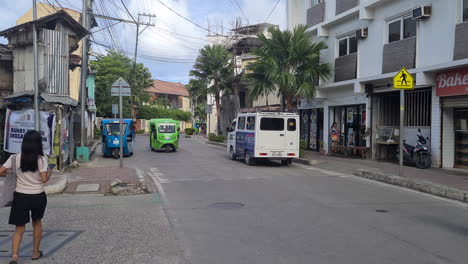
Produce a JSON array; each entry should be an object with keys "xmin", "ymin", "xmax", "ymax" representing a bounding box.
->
[
  {"xmin": 334, "ymin": 53, "xmax": 357, "ymax": 82},
  {"xmin": 454, "ymin": 21, "xmax": 468, "ymax": 61},
  {"xmin": 307, "ymin": 2, "xmax": 325, "ymax": 27},
  {"xmin": 382, "ymin": 37, "xmax": 416, "ymax": 74},
  {"xmin": 336, "ymin": 0, "xmax": 359, "ymax": 15}
]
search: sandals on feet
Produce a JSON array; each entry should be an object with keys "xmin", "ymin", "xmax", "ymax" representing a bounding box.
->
[
  {"xmin": 31, "ymin": 250, "xmax": 43, "ymax": 261},
  {"xmin": 8, "ymin": 261, "xmax": 18, "ymax": 264}
]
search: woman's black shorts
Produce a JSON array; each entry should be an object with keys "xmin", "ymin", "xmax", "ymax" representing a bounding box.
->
[{"xmin": 9, "ymin": 192, "xmax": 47, "ymax": 226}]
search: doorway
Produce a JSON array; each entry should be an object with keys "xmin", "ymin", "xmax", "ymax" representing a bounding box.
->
[{"xmin": 455, "ymin": 109, "xmax": 468, "ymax": 169}]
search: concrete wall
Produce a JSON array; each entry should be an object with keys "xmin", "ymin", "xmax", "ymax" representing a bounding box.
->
[{"xmin": 287, "ymin": 0, "xmax": 309, "ymax": 30}]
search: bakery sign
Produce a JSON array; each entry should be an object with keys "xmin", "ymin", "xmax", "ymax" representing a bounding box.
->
[{"xmin": 436, "ymin": 68, "xmax": 468, "ymax": 96}]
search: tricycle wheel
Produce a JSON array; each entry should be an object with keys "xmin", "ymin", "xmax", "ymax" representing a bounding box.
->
[
  {"xmin": 165, "ymin": 145, "xmax": 171, "ymax": 153},
  {"xmin": 281, "ymin": 160, "xmax": 289, "ymax": 166},
  {"xmin": 113, "ymin": 149, "xmax": 119, "ymax": 159}
]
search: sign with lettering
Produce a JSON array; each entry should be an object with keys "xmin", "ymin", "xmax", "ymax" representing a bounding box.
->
[
  {"xmin": 4, "ymin": 109, "xmax": 56, "ymax": 155},
  {"xmin": 436, "ymin": 68, "xmax": 468, "ymax": 96}
]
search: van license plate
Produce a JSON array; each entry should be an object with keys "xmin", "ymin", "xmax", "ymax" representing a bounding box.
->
[{"xmin": 271, "ymin": 151, "xmax": 282, "ymax": 157}]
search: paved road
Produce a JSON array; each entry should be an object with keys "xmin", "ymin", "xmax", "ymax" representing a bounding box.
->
[{"xmin": 119, "ymin": 135, "xmax": 468, "ymax": 264}]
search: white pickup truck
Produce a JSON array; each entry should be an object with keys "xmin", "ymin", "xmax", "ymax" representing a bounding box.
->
[{"xmin": 226, "ymin": 112, "xmax": 300, "ymax": 166}]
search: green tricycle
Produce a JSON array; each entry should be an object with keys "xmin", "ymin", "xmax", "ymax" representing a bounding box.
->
[{"xmin": 149, "ymin": 119, "xmax": 180, "ymax": 152}]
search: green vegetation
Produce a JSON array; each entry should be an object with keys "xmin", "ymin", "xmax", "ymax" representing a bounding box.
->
[
  {"xmin": 137, "ymin": 106, "xmax": 191, "ymax": 122},
  {"xmin": 190, "ymin": 45, "xmax": 233, "ymax": 134},
  {"xmin": 300, "ymin": 139, "xmax": 307, "ymax": 158},
  {"xmin": 246, "ymin": 25, "xmax": 332, "ymax": 110},
  {"xmin": 208, "ymin": 133, "xmax": 226, "ymax": 142},
  {"xmin": 136, "ymin": 130, "xmax": 145, "ymax": 134},
  {"xmin": 91, "ymin": 51, "xmax": 152, "ymax": 118},
  {"xmin": 185, "ymin": 128, "xmax": 195, "ymax": 135}
]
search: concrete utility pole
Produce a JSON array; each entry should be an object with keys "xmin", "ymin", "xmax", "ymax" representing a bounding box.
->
[
  {"xmin": 33, "ymin": 0, "xmax": 40, "ymax": 131},
  {"xmin": 80, "ymin": 0, "xmax": 92, "ymax": 147}
]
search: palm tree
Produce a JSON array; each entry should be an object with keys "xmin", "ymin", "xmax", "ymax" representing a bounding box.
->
[
  {"xmin": 190, "ymin": 44, "xmax": 233, "ymax": 135},
  {"xmin": 246, "ymin": 25, "xmax": 332, "ymax": 110}
]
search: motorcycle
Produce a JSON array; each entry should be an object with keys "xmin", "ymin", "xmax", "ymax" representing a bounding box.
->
[{"xmin": 401, "ymin": 129, "xmax": 432, "ymax": 169}]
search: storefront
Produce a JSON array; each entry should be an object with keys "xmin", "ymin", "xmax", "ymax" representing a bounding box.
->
[
  {"xmin": 298, "ymin": 98, "xmax": 324, "ymax": 151},
  {"xmin": 372, "ymin": 88, "xmax": 432, "ymax": 161},
  {"xmin": 329, "ymin": 104, "xmax": 367, "ymax": 147},
  {"xmin": 437, "ymin": 68, "xmax": 468, "ymax": 169}
]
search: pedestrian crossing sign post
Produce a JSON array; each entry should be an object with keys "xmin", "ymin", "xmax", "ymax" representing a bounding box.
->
[
  {"xmin": 393, "ymin": 67, "xmax": 414, "ymax": 178},
  {"xmin": 393, "ymin": 67, "xmax": 414, "ymax": 90}
]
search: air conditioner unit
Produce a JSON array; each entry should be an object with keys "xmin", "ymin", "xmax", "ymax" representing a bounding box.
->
[
  {"xmin": 413, "ymin": 6, "xmax": 432, "ymax": 19},
  {"xmin": 356, "ymin": 27, "xmax": 368, "ymax": 39}
]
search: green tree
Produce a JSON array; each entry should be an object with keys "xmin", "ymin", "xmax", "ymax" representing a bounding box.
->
[
  {"xmin": 91, "ymin": 51, "xmax": 152, "ymax": 118},
  {"xmin": 190, "ymin": 44, "xmax": 233, "ymax": 135},
  {"xmin": 187, "ymin": 78, "xmax": 208, "ymax": 122},
  {"xmin": 246, "ymin": 25, "xmax": 332, "ymax": 110}
]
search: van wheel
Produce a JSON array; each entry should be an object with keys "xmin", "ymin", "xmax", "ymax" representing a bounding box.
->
[
  {"xmin": 230, "ymin": 147, "xmax": 237, "ymax": 160},
  {"xmin": 281, "ymin": 160, "xmax": 289, "ymax": 166},
  {"xmin": 245, "ymin": 151, "xmax": 254, "ymax": 166}
]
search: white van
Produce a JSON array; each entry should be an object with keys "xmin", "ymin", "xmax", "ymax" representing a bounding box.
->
[{"xmin": 226, "ymin": 112, "xmax": 300, "ymax": 165}]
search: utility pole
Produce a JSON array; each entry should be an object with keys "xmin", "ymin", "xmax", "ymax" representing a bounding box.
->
[
  {"xmin": 33, "ymin": 0, "xmax": 40, "ymax": 131},
  {"xmin": 80, "ymin": 0, "xmax": 92, "ymax": 147},
  {"xmin": 131, "ymin": 13, "xmax": 155, "ymax": 120}
]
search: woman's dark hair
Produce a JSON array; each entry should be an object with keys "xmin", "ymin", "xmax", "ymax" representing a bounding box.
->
[
  {"xmin": 20, "ymin": 130, "xmax": 44, "ymax": 172},
  {"xmin": 332, "ymin": 122, "xmax": 337, "ymax": 127}
]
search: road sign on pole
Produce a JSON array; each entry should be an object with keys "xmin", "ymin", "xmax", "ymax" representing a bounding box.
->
[
  {"xmin": 111, "ymin": 77, "xmax": 131, "ymax": 168},
  {"xmin": 205, "ymin": 104, "xmax": 213, "ymax": 114},
  {"xmin": 393, "ymin": 68, "xmax": 414, "ymax": 177}
]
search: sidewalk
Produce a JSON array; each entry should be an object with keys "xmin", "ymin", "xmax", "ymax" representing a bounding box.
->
[{"xmin": 296, "ymin": 151, "xmax": 468, "ymax": 202}]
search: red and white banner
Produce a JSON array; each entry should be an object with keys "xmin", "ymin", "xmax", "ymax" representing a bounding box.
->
[{"xmin": 436, "ymin": 68, "xmax": 468, "ymax": 97}]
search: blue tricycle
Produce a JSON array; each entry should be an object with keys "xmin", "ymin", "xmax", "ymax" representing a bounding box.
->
[{"xmin": 101, "ymin": 119, "xmax": 135, "ymax": 159}]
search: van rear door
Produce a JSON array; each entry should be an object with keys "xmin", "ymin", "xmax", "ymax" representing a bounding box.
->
[
  {"xmin": 285, "ymin": 117, "xmax": 299, "ymax": 153},
  {"xmin": 257, "ymin": 116, "xmax": 287, "ymax": 152}
]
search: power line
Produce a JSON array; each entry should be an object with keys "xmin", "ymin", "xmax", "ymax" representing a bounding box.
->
[
  {"xmin": 153, "ymin": 26, "xmax": 208, "ymax": 42},
  {"xmin": 232, "ymin": 0, "xmax": 249, "ymax": 24},
  {"xmin": 119, "ymin": 0, "xmax": 137, "ymax": 23},
  {"xmin": 154, "ymin": 0, "xmax": 226, "ymax": 37},
  {"xmin": 265, "ymin": 0, "xmax": 281, "ymax": 22}
]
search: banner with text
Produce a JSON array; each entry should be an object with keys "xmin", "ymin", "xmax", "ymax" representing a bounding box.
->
[{"xmin": 4, "ymin": 110, "xmax": 56, "ymax": 155}]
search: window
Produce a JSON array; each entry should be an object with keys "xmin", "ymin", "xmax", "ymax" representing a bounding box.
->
[
  {"xmin": 311, "ymin": 0, "xmax": 324, "ymax": 7},
  {"xmin": 338, "ymin": 35, "xmax": 357, "ymax": 57},
  {"xmin": 388, "ymin": 16, "xmax": 417, "ymax": 43},
  {"xmin": 106, "ymin": 123, "xmax": 127, "ymax": 136},
  {"xmin": 158, "ymin": 124, "xmax": 175, "ymax": 133},
  {"xmin": 231, "ymin": 121, "xmax": 237, "ymax": 131},
  {"xmin": 238, "ymin": 117, "xmax": 246, "ymax": 130},
  {"xmin": 464, "ymin": 0, "xmax": 468, "ymax": 22},
  {"xmin": 260, "ymin": 118, "xmax": 284, "ymax": 131},
  {"xmin": 246, "ymin": 116, "xmax": 256, "ymax": 130},
  {"xmin": 287, "ymin": 119, "xmax": 297, "ymax": 131}
]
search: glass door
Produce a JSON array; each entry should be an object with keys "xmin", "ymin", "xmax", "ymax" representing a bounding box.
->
[{"xmin": 455, "ymin": 109, "xmax": 468, "ymax": 169}]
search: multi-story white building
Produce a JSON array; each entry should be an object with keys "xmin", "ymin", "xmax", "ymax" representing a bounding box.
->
[{"xmin": 288, "ymin": 0, "xmax": 468, "ymax": 170}]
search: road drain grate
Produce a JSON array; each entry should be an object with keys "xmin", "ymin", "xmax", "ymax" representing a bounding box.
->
[
  {"xmin": 210, "ymin": 202, "xmax": 245, "ymax": 209},
  {"xmin": 0, "ymin": 230, "xmax": 82, "ymax": 258},
  {"xmin": 375, "ymin": 209, "xmax": 389, "ymax": 213}
]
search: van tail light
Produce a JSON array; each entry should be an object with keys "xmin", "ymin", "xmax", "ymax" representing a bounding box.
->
[
  {"xmin": 259, "ymin": 153, "xmax": 268, "ymax": 156},
  {"xmin": 287, "ymin": 153, "xmax": 296, "ymax": 156}
]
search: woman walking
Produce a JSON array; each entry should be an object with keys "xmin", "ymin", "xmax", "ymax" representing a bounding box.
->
[{"xmin": 0, "ymin": 130, "xmax": 52, "ymax": 264}]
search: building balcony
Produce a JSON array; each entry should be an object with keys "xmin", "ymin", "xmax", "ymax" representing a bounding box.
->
[
  {"xmin": 307, "ymin": 2, "xmax": 325, "ymax": 27},
  {"xmin": 454, "ymin": 21, "xmax": 468, "ymax": 61},
  {"xmin": 334, "ymin": 53, "xmax": 357, "ymax": 82},
  {"xmin": 336, "ymin": 0, "xmax": 359, "ymax": 15},
  {"xmin": 382, "ymin": 37, "xmax": 416, "ymax": 74}
]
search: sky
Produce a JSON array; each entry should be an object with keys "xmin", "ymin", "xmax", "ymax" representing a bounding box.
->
[{"xmin": 0, "ymin": 0, "xmax": 286, "ymax": 84}]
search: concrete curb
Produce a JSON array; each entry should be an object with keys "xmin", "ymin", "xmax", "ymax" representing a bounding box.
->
[
  {"xmin": 294, "ymin": 158, "xmax": 313, "ymax": 166},
  {"xmin": 89, "ymin": 140, "xmax": 101, "ymax": 158},
  {"xmin": 45, "ymin": 175, "xmax": 69, "ymax": 195},
  {"xmin": 353, "ymin": 169, "xmax": 468, "ymax": 203},
  {"xmin": 206, "ymin": 141, "xmax": 226, "ymax": 148}
]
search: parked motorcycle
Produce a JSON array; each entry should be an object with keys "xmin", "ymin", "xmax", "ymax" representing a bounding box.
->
[{"xmin": 401, "ymin": 129, "xmax": 432, "ymax": 169}]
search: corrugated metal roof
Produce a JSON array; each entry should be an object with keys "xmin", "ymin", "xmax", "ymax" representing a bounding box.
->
[{"xmin": 0, "ymin": 10, "xmax": 88, "ymax": 39}]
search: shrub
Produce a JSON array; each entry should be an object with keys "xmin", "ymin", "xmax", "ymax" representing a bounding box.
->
[
  {"xmin": 299, "ymin": 139, "xmax": 307, "ymax": 158},
  {"xmin": 185, "ymin": 128, "xmax": 195, "ymax": 135},
  {"xmin": 136, "ymin": 130, "xmax": 145, "ymax": 134},
  {"xmin": 208, "ymin": 133, "xmax": 226, "ymax": 142}
]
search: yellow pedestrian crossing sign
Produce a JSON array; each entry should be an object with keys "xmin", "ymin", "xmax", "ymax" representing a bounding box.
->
[{"xmin": 393, "ymin": 67, "xmax": 414, "ymax": 90}]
